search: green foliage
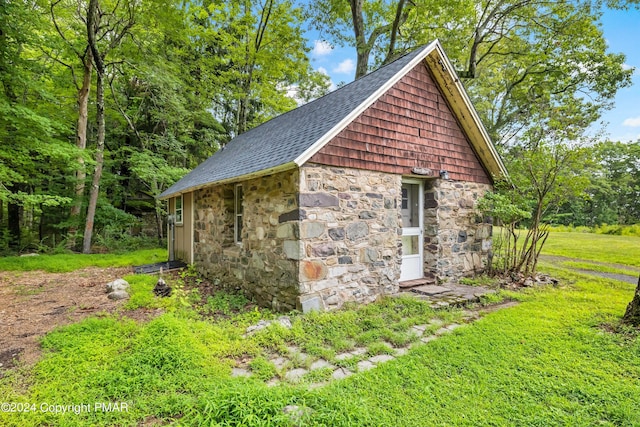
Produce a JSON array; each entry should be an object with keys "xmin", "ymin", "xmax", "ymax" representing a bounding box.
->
[
  {"xmin": 0, "ymin": 248, "xmax": 166, "ymax": 272},
  {"xmin": 550, "ymin": 141, "xmax": 640, "ymax": 227},
  {"xmin": 202, "ymin": 292, "xmax": 251, "ymax": 316},
  {"xmin": 4, "ymin": 253, "xmax": 640, "ymax": 426},
  {"xmin": 248, "ymin": 357, "xmax": 277, "ymax": 381},
  {"xmin": 1, "ymin": 0, "xmax": 329, "ymax": 253},
  {"xmin": 547, "ymin": 223, "xmax": 640, "ymax": 237}
]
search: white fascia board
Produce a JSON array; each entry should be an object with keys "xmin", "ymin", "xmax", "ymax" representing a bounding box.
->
[
  {"xmin": 293, "ymin": 40, "xmax": 440, "ymax": 167},
  {"xmin": 430, "ymin": 44, "xmax": 509, "ymax": 178}
]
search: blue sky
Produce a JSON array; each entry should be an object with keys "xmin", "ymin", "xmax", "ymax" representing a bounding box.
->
[
  {"xmin": 306, "ymin": 7, "xmax": 640, "ymax": 143},
  {"xmin": 598, "ymin": 7, "xmax": 640, "ymax": 142}
]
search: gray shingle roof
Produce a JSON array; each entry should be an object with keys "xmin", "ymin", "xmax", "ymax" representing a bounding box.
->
[{"xmin": 159, "ymin": 44, "xmax": 432, "ymax": 199}]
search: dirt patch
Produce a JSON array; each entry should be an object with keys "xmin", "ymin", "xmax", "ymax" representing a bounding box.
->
[{"xmin": 0, "ymin": 267, "xmax": 134, "ymax": 371}]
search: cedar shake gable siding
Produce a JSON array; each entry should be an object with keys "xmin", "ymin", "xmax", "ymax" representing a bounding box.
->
[{"xmin": 310, "ymin": 61, "xmax": 491, "ymax": 185}]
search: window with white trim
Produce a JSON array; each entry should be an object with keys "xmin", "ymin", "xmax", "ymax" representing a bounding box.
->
[
  {"xmin": 234, "ymin": 184, "xmax": 243, "ymax": 243},
  {"xmin": 174, "ymin": 195, "xmax": 183, "ymax": 225}
]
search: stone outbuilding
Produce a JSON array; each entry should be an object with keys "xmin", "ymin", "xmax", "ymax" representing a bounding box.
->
[{"xmin": 159, "ymin": 40, "xmax": 507, "ymax": 312}]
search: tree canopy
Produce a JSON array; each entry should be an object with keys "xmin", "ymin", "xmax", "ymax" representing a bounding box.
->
[{"xmin": 0, "ymin": 0, "xmax": 636, "ymax": 254}]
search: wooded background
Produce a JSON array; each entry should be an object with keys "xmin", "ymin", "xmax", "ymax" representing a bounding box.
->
[{"xmin": 1, "ymin": 0, "xmax": 638, "ymax": 255}]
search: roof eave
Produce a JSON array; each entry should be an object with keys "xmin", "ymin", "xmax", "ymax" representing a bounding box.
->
[
  {"xmin": 425, "ymin": 43, "xmax": 509, "ymax": 180},
  {"xmin": 157, "ymin": 161, "xmax": 298, "ymax": 200}
]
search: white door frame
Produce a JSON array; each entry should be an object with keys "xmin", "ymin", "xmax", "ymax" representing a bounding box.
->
[{"xmin": 400, "ymin": 179, "xmax": 424, "ymax": 282}]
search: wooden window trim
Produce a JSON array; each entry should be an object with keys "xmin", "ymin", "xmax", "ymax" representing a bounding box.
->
[
  {"xmin": 234, "ymin": 184, "xmax": 243, "ymax": 244},
  {"xmin": 175, "ymin": 195, "xmax": 183, "ymax": 225}
]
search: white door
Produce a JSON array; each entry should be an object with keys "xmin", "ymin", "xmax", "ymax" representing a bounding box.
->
[{"xmin": 400, "ymin": 181, "xmax": 423, "ymax": 281}]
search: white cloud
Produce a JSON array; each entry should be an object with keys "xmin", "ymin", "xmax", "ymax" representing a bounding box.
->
[
  {"xmin": 313, "ymin": 40, "xmax": 333, "ymax": 57},
  {"xmin": 622, "ymin": 63, "xmax": 633, "ymax": 71},
  {"xmin": 317, "ymin": 66, "xmax": 329, "ymax": 75},
  {"xmin": 623, "ymin": 116, "xmax": 640, "ymax": 127},
  {"xmin": 333, "ymin": 58, "xmax": 355, "ymax": 75}
]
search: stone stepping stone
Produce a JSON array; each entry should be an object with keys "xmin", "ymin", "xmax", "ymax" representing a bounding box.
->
[
  {"xmin": 428, "ymin": 318, "xmax": 444, "ymax": 327},
  {"xmin": 231, "ymin": 368, "xmax": 251, "ymax": 377},
  {"xmin": 350, "ymin": 347, "xmax": 368, "ymax": 356},
  {"xmin": 270, "ymin": 356, "xmax": 289, "ymax": 369},
  {"xmin": 410, "ymin": 325, "xmax": 426, "ymax": 336},
  {"xmin": 334, "ymin": 352, "xmax": 352, "ymax": 361},
  {"xmin": 357, "ymin": 360, "xmax": 375, "ymax": 372},
  {"xmin": 434, "ymin": 327, "xmax": 451, "ymax": 335},
  {"xmin": 445, "ymin": 323, "xmax": 463, "ymax": 331},
  {"xmin": 411, "ymin": 285, "xmax": 451, "ymax": 295},
  {"xmin": 421, "ymin": 335, "xmax": 437, "ymax": 344},
  {"xmin": 369, "ymin": 354, "xmax": 395, "ymax": 364},
  {"xmin": 332, "ymin": 367, "xmax": 353, "ymax": 380},
  {"xmin": 310, "ymin": 359, "xmax": 333, "ymax": 371},
  {"xmin": 395, "ymin": 347, "xmax": 409, "ymax": 357},
  {"xmin": 285, "ymin": 368, "xmax": 308, "ymax": 382}
]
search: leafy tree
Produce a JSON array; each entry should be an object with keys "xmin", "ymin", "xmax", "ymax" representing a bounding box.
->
[
  {"xmin": 47, "ymin": 0, "xmax": 95, "ymax": 240},
  {"xmin": 480, "ymin": 130, "xmax": 593, "ymax": 275},
  {"xmin": 307, "ymin": 0, "xmax": 470, "ymax": 79},
  {"xmin": 556, "ymin": 140, "xmax": 640, "ymax": 226},
  {"xmin": 306, "ymin": 0, "xmax": 632, "ymax": 145},
  {"xmin": 0, "ymin": 0, "xmax": 75, "ymax": 250},
  {"xmin": 193, "ymin": 0, "xmax": 330, "ymax": 138}
]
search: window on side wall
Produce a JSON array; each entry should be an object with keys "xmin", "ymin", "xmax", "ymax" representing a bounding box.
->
[
  {"xmin": 235, "ymin": 184, "xmax": 243, "ymax": 243},
  {"xmin": 175, "ymin": 195, "xmax": 183, "ymax": 225}
]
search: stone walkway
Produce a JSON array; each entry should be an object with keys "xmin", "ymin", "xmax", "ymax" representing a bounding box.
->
[
  {"xmin": 230, "ymin": 290, "xmax": 509, "ymax": 387},
  {"xmin": 400, "ymin": 282, "xmax": 496, "ymax": 308},
  {"xmin": 231, "ymin": 316, "xmax": 468, "ymax": 387}
]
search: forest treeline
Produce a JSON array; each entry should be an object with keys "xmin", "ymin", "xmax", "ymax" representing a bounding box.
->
[{"xmin": 1, "ymin": 0, "xmax": 638, "ymax": 255}]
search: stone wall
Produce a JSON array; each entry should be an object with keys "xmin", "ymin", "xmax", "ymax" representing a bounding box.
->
[
  {"xmin": 297, "ymin": 164, "xmax": 402, "ymax": 311},
  {"xmin": 193, "ymin": 169, "xmax": 300, "ymax": 311},
  {"xmin": 191, "ymin": 164, "xmax": 491, "ymax": 312},
  {"xmin": 424, "ymin": 179, "xmax": 492, "ymax": 282}
]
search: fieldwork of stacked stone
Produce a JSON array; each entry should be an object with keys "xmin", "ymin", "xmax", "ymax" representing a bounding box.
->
[
  {"xmin": 193, "ymin": 169, "xmax": 301, "ymax": 311},
  {"xmin": 295, "ymin": 164, "xmax": 403, "ymax": 311},
  {"xmin": 191, "ymin": 164, "xmax": 492, "ymax": 313},
  {"xmin": 423, "ymin": 179, "xmax": 493, "ymax": 282}
]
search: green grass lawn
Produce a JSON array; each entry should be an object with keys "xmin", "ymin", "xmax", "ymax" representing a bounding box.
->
[
  {"xmin": 0, "ymin": 248, "xmax": 167, "ymax": 272},
  {"xmin": 540, "ymin": 231, "xmax": 640, "ymax": 267},
  {"xmin": 0, "ymin": 233, "xmax": 638, "ymax": 426}
]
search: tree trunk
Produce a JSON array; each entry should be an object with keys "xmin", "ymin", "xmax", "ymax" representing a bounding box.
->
[
  {"xmin": 82, "ymin": 69, "xmax": 105, "ymax": 254},
  {"xmin": 622, "ymin": 275, "xmax": 640, "ymax": 327},
  {"xmin": 151, "ymin": 178, "xmax": 164, "ymax": 246},
  {"xmin": 7, "ymin": 199, "xmax": 20, "ymax": 250},
  {"xmin": 68, "ymin": 53, "xmax": 93, "ymax": 247},
  {"xmin": 83, "ymin": 0, "xmax": 105, "ymax": 254},
  {"xmin": 350, "ymin": 0, "xmax": 369, "ymax": 79}
]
